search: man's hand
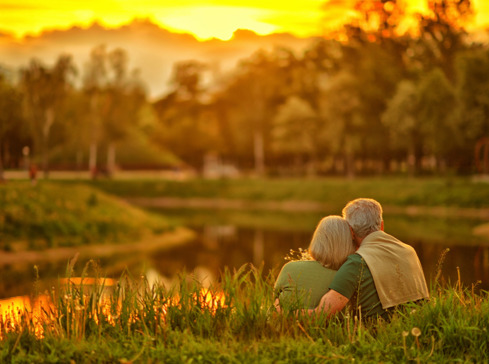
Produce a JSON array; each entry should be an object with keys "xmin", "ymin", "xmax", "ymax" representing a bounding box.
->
[{"xmin": 314, "ymin": 289, "xmax": 349, "ymax": 317}]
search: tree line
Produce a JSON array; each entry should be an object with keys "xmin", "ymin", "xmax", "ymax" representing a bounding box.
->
[{"xmin": 1, "ymin": 0, "xmax": 488, "ymax": 180}]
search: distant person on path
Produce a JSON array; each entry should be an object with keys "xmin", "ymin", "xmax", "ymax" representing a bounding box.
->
[
  {"xmin": 29, "ymin": 164, "xmax": 37, "ymax": 186},
  {"xmin": 313, "ymin": 198, "xmax": 429, "ymax": 320},
  {"xmin": 274, "ymin": 215, "xmax": 356, "ymax": 310}
]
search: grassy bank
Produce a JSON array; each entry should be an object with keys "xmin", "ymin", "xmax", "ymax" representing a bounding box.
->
[
  {"xmin": 83, "ymin": 176, "xmax": 489, "ymax": 210},
  {"xmin": 0, "ymin": 181, "xmax": 174, "ymax": 251},
  {"xmin": 1, "ymin": 264, "xmax": 487, "ymax": 363}
]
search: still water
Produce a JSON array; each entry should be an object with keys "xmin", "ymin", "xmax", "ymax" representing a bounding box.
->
[{"xmin": 1, "ymin": 207, "xmax": 489, "ymax": 299}]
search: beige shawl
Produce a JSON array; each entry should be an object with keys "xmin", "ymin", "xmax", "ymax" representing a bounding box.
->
[{"xmin": 356, "ymin": 230, "xmax": 429, "ymax": 309}]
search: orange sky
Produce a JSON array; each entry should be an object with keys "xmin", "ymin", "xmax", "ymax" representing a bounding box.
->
[{"xmin": 0, "ymin": 0, "xmax": 488, "ymax": 41}]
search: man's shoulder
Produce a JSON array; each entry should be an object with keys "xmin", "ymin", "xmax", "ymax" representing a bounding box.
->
[
  {"xmin": 335, "ymin": 253, "xmax": 370, "ymax": 276},
  {"xmin": 329, "ymin": 254, "xmax": 371, "ymax": 299},
  {"xmin": 343, "ymin": 253, "xmax": 365, "ymax": 265},
  {"xmin": 359, "ymin": 230, "xmax": 417, "ymax": 257}
]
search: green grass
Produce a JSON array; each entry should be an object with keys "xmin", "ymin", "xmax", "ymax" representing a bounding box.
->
[
  {"xmin": 1, "ymin": 263, "xmax": 488, "ymax": 363},
  {"xmin": 83, "ymin": 176, "xmax": 489, "ymax": 210},
  {"xmin": 0, "ymin": 181, "xmax": 174, "ymax": 250}
]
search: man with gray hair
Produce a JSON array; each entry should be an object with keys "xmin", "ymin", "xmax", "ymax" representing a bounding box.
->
[{"xmin": 313, "ymin": 198, "xmax": 429, "ymax": 319}]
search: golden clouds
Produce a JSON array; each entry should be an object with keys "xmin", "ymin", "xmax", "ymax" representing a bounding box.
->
[{"xmin": 0, "ymin": 0, "xmax": 488, "ymax": 41}]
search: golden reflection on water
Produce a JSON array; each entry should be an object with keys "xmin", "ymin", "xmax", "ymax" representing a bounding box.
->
[
  {"xmin": 58, "ymin": 277, "xmax": 116, "ymax": 286},
  {"xmin": 0, "ymin": 277, "xmax": 226, "ymax": 340},
  {"xmin": 0, "ymin": 278, "xmax": 117, "ymax": 340},
  {"xmin": 0, "ymin": 294, "xmax": 54, "ymax": 339}
]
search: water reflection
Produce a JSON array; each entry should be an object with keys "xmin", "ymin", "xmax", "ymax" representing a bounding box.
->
[
  {"xmin": 149, "ymin": 224, "xmax": 489, "ymax": 291},
  {"xmin": 1, "ymin": 209, "xmax": 489, "ymax": 300}
]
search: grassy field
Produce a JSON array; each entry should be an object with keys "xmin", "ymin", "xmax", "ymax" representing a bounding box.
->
[
  {"xmin": 1, "ymin": 264, "xmax": 488, "ymax": 363},
  {"xmin": 82, "ymin": 176, "xmax": 489, "ymax": 210},
  {"xmin": 0, "ymin": 181, "xmax": 175, "ymax": 251},
  {"xmin": 1, "ymin": 177, "xmax": 488, "ymax": 362}
]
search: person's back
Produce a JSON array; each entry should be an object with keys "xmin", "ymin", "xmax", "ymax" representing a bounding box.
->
[
  {"xmin": 274, "ymin": 215, "xmax": 356, "ymax": 310},
  {"xmin": 314, "ymin": 198, "xmax": 429, "ymax": 319},
  {"xmin": 275, "ymin": 260, "xmax": 336, "ymax": 309},
  {"xmin": 355, "ymin": 230, "xmax": 428, "ymax": 310}
]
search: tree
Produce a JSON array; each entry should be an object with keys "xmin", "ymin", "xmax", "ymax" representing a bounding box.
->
[
  {"xmin": 415, "ymin": 0, "xmax": 474, "ymax": 83},
  {"xmin": 82, "ymin": 46, "xmax": 147, "ymax": 176},
  {"xmin": 452, "ymin": 47, "xmax": 489, "ymax": 171},
  {"xmin": 153, "ymin": 60, "xmax": 216, "ymax": 170},
  {"xmin": 0, "ymin": 75, "xmax": 25, "ymax": 181},
  {"xmin": 319, "ymin": 70, "xmax": 362, "ymax": 178},
  {"xmin": 416, "ymin": 67, "xmax": 457, "ymax": 170},
  {"xmin": 382, "ymin": 80, "xmax": 421, "ymax": 175},
  {"xmin": 271, "ymin": 96, "xmax": 320, "ymax": 175},
  {"xmin": 383, "ymin": 68, "xmax": 456, "ymax": 174},
  {"xmin": 83, "ymin": 45, "xmax": 108, "ymax": 177},
  {"xmin": 20, "ymin": 55, "xmax": 76, "ymax": 178},
  {"xmin": 102, "ymin": 49, "xmax": 147, "ymax": 175},
  {"xmin": 217, "ymin": 50, "xmax": 284, "ymax": 175}
]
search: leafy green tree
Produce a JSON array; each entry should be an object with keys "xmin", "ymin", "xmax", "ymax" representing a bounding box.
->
[
  {"xmin": 271, "ymin": 96, "xmax": 321, "ymax": 175},
  {"xmin": 102, "ymin": 49, "xmax": 147, "ymax": 175},
  {"xmin": 153, "ymin": 60, "xmax": 217, "ymax": 169},
  {"xmin": 452, "ymin": 48, "xmax": 489, "ymax": 171},
  {"xmin": 383, "ymin": 68, "xmax": 456, "ymax": 174},
  {"xmin": 416, "ymin": 67, "xmax": 457, "ymax": 170},
  {"xmin": 216, "ymin": 50, "xmax": 286, "ymax": 175},
  {"xmin": 83, "ymin": 45, "xmax": 108, "ymax": 177},
  {"xmin": 20, "ymin": 55, "xmax": 76, "ymax": 178},
  {"xmin": 318, "ymin": 70, "xmax": 362, "ymax": 177},
  {"xmin": 0, "ymin": 75, "xmax": 25, "ymax": 181},
  {"xmin": 82, "ymin": 46, "xmax": 147, "ymax": 176},
  {"xmin": 415, "ymin": 0, "xmax": 474, "ymax": 83},
  {"xmin": 382, "ymin": 80, "xmax": 421, "ymax": 175}
]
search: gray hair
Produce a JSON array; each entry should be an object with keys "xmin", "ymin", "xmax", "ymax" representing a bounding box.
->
[
  {"xmin": 308, "ymin": 215, "xmax": 356, "ymax": 270},
  {"xmin": 342, "ymin": 198, "xmax": 383, "ymax": 239}
]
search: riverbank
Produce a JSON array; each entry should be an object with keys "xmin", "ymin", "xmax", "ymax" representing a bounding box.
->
[
  {"xmin": 92, "ymin": 177, "xmax": 489, "ymax": 242},
  {"xmin": 0, "ymin": 181, "xmax": 176, "ymax": 250},
  {"xmin": 1, "ymin": 177, "xmax": 488, "ymax": 362},
  {"xmin": 1, "ymin": 266, "xmax": 488, "ymax": 363},
  {"xmin": 0, "ymin": 227, "xmax": 194, "ymax": 266},
  {"xmin": 125, "ymin": 196, "xmax": 489, "ymax": 219},
  {"xmin": 84, "ymin": 176, "xmax": 489, "ymax": 210}
]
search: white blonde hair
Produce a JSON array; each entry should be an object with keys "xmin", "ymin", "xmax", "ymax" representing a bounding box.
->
[
  {"xmin": 342, "ymin": 198, "xmax": 383, "ymax": 239},
  {"xmin": 308, "ymin": 215, "xmax": 355, "ymax": 270}
]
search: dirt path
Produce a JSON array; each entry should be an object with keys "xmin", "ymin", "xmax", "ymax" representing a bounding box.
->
[{"xmin": 0, "ymin": 227, "xmax": 195, "ymax": 266}]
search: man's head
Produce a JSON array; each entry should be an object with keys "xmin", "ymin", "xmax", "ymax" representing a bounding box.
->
[{"xmin": 342, "ymin": 198, "xmax": 383, "ymax": 244}]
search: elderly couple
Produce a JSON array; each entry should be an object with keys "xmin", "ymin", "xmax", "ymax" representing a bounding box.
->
[{"xmin": 274, "ymin": 198, "xmax": 429, "ymax": 319}]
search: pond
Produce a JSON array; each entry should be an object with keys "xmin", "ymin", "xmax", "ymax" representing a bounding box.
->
[
  {"xmin": 1, "ymin": 207, "xmax": 489, "ymax": 300},
  {"xmin": 149, "ymin": 207, "xmax": 489, "ymax": 292}
]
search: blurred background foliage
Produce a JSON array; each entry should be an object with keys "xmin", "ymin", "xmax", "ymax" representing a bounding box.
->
[{"xmin": 1, "ymin": 0, "xmax": 488, "ymax": 180}]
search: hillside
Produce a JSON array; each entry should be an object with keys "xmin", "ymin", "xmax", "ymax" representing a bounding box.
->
[{"xmin": 0, "ymin": 181, "xmax": 176, "ymax": 251}]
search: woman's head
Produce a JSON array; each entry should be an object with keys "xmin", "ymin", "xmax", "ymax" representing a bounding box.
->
[{"xmin": 308, "ymin": 215, "xmax": 355, "ymax": 270}]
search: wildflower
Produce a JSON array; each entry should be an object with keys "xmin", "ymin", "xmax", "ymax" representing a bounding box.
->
[
  {"xmin": 411, "ymin": 327, "xmax": 421, "ymax": 337},
  {"xmin": 411, "ymin": 327, "xmax": 422, "ymax": 351}
]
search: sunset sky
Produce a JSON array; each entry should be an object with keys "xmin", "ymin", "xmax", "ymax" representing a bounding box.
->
[{"xmin": 1, "ymin": 0, "xmax": 489, "ymax": 41}]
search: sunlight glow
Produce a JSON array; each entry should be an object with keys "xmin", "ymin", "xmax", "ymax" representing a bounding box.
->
[
  {"xmin": 155, "ymin": 6, "xmax": 278, "ymax": 40},
  {"xmin": 0, "ymin": 284, "xmax": 226, "ymax": 341},
  {"xmin": 0, "ymin": 0, "xmax": 488, "ymax": 41}
]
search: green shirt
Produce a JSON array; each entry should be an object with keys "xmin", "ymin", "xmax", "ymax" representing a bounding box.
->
[
  {"xmin": 274, "ymin": 260, "xmax": 336, "ymax": 309},
  {"xmin": 329, "ymin": 253, "xmax": 388, "ymax": 319}
]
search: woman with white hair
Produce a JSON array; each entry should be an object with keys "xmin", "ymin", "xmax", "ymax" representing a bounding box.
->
[{"xmin": 274, "ymin": 215, "xmax": 356, "ymax": 310}]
